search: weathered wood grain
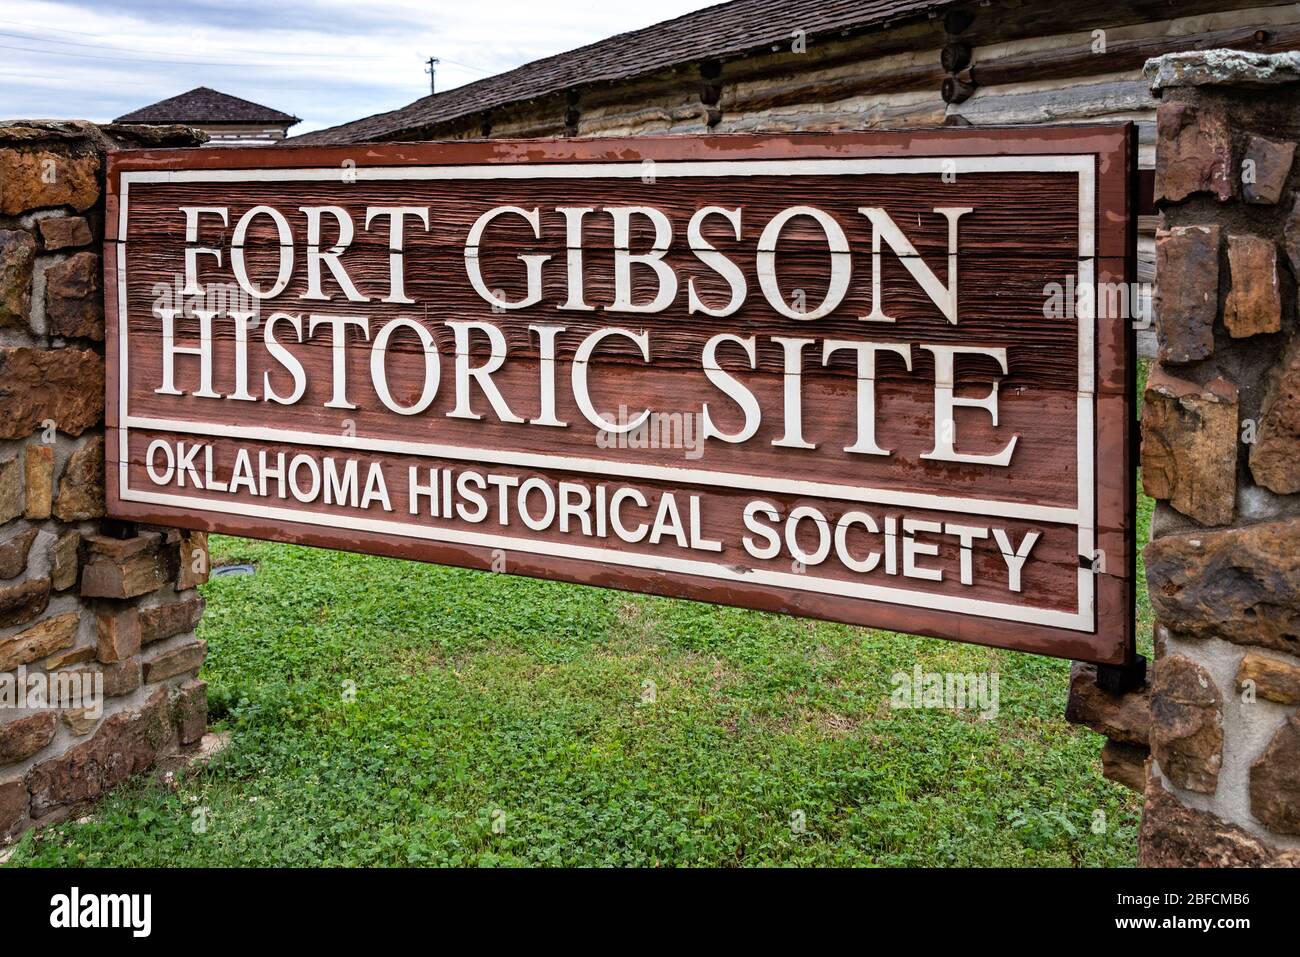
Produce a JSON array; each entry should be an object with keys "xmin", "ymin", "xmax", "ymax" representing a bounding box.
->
[{"xmin": 105, "ymin": 129, "xmax": 1136, "ymax": 664}]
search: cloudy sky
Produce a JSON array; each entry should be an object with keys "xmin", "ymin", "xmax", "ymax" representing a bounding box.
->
[{"xmin": 0, "ymin": 0, "xmax": 717, "ymax": 135}]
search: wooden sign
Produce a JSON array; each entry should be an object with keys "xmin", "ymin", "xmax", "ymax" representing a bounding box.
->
[{"xmin": 105, "ymin": 129, "xmax": 1136, "ymax": 664}]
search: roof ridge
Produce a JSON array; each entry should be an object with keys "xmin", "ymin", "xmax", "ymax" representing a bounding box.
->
[
  {"xmin": 289, "ymin": 0, "xmax": 955, "ymax": 144},
  {"xmin": 115, "ymin": 87, "xmax": 301, "ymax": 125}
]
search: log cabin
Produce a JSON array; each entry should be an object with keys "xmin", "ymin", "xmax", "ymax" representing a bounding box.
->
[{"xmin": 290, "ymin": 0, "xmax": 1300, "ymax": 355}]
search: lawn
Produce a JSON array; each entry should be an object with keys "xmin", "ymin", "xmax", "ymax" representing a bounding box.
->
[
  {"xmin": 9, "ymin": 500, "xmax": 1152, "ymax": 868},
  {"xmin": 9, "ymin": 369, "xmax": 1154, "ymax": 867}
]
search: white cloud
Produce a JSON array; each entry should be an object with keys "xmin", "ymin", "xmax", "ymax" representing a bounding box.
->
[{"xmin": 0, "ymin": 0, "xmax": 717, "ymax": 133}]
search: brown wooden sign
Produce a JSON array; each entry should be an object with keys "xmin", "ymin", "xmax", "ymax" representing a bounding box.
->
[{"xmin": 105, "ymin": 129, "xmax": 1136, "ymax": 664}]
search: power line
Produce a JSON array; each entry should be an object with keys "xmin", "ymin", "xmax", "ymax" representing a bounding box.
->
[{"xmin": 436, "ymin": 57, "xmax": 494, "ymax": 76}]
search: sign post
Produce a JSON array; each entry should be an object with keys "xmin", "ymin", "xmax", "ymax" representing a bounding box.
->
[{"xmin": 105, "ymin": 128, "xmax": 1136, "ymax": 664}]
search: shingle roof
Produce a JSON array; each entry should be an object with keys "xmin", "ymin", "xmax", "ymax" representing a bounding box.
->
[
  {"xmin": 115, "ymin": 87, "xmax": 301, "ymax": 126},
  {"xmin": 291, "ymin": 0, "xmax": 957, "ymax": 144}
]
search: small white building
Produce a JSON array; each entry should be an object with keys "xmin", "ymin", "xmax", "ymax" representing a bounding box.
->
[{"xmin": 114, "ymin": 87, "xmax": 300, "ymax": 146}]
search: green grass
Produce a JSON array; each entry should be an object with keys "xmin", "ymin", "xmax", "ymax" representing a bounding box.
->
[
  {"xmin": 9, "ymin": 362, "xmax": 1154, "ymax": 866},
  {"xmin": 9, "ymin": 514, "xmax": 1152, "ymax": 867},
  {"xmin": 1135, "ymin": 358, "xmax": 1155, "ymax": 655}
]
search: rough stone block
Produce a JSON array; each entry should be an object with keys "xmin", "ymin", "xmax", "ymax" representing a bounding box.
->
[
  {"xmin": 0, "ymin": 609, "xmax": 75, "ymax": 671},
  {"xmin": 1224, "ymin": 234, "xmax": 1281, "ymax": 338},
  {"xmin": 1064, "ymin": 661, "xmax": 1151, "ymax": 745},
  {"xmin": 0, "ymin": 228, "xmax": 36, "ymax": 328},
  {"xmin": 84, "ymin": 532, "xmax": 160, "ymax": 561},
  {"xmin": 140, "ymin": 594, "xmax": 204, "ymax": 644},
  {"xmin": 0, "ymin": 776, "xmax": 27, "ymax": 838},
  {"xmin": 1139, "ymin": 769, "xmax": 1300, "ymax": 867},
  {"xmin": 1154, "ymin": 101, "xmax": 1233, "ymax": 203},
  {"xmin": 95, "ymin": 606, "xmax": 140, "ymax": 663},
  {"xmin": 1150, "ymin": 654, "xmax": 1222, "ymax": 794},
  {"xmin": 0, "ymin": 577, "xmax": 51, "ymax": 631},
  {"xmin": 1141, "ymin": 368, "xmax": 1237, "ymax": 526},
  {"xmin": 42, "ymin": 644, "xmax": 94, "ymax": 670},
  {"xmin": 1242, "ymin": 134, "xmax": 1296, "ymax": 205},
  {"xmin": 1154, "ymin": 225, "xmax": 1219, "ymax": 363},
  {"xmin": 1250, "ymin": 716, "xmax": 1300, "ymax": 835},
  {"xmin": 1101, "ymin": 740, "xmax": 1148, "ymax": 792},
  {"xmin": 25, "ymin": 688, "xmax": 172, "ymax": 818},
  {"xmin": 143, "ymin": 639, "xmax": 207, "ymax": 684},
  {"xmin": 1249, "ymin": 333, "xmax": 1300, "ymax": 494},
  {"xmin": 60, "ymin": 658, "xmax": 141, "ymax": 699},
  {"xmin": 172, "ymin": 679, "xmax": 207, "ymax": 745},
  {"xmin": 0, "ymin": 347, "xmax": 104, "ymax": 439},
  {"xmin": 0, "ymin": 711, "xmax": 56, "ymax": 765},
  {"xmin": 0, "ymin": 527, "xmax": 38, "ymax": 580},
  {"xmin": 79, "ymin": 532, "xmax": 171, "ymax": 599},
  {"xmin": 23, "ymin": 443, "xmax": 53, "ymax": 520},
  {"xmin": 37, "ymin": 216, "xmax": 91, "ymax": 251},
  {"xmin": 1146, "ymin": 518, "xmax": 1300, "ymax": 653},
  {"xmin": 0, "ymin": 148, "xmax": 100, "ymax": 216},
  {"xmin": 1146, "ymin": 50, "xmax": 1300, "ymax": 91},
  {"xmin": 50, "ymin": 530, "xmax": 79, "ymax": 591},
  {"xmin": 61, "ymin": 709, "xmax": 98, "ymax": 736},
  {"xmin": 175, "ymin": 530, "xmax": 209, "ymax": 590},
  {"xmin": 1236, "ymin": 653, "xmax": 1300, "ymax": 705},
  {"xmin": 52, "ymin": 435, "xmax": 103, "ymax": 522},
  {"xmin": 0, "ymin": 455, "xmax": 21, "ymax": 525},
  {"xmin": 100, "ymin": 659, "xmax": 143, "ymax": 698},
  {"xmin": 44, "ymin": 251, "xmax": 102, "ymax": 340}
]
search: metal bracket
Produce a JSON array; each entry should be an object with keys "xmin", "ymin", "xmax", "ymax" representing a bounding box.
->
[
  {"xmin": 1095, "ymin": 653, "xmax": 1147, "ymax": 695},
  {"xmin": 99, "ymin": 518, "xmax": 138, "ymax": 540}
]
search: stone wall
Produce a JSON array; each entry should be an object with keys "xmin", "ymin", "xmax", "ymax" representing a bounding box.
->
[
  {"xmin": 1068, "ymin": 51, "xmax": 1300, "ymax": 867},
  {"xmin": 0, "ymin": 121, "xmax": 210, "ymax": 843}
]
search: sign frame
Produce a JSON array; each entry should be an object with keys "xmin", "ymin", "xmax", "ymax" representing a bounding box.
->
[{"xmin": 104, "ymin": 127, "xmax": 1137, "ymax": 665}]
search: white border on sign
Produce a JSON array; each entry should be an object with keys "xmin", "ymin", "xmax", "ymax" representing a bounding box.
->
[{"xmin": 114, "ymin": 156, "xmax": 1098, "ymax": 631}]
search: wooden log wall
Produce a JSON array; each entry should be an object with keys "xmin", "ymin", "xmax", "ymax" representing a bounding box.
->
[{"xmin": 360, "ymin": 1, "xmax": 1300, "ymax": 357}]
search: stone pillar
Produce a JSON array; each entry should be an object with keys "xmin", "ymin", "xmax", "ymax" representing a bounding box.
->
[
  {"xmin": 0, "ymin": 121, "xmax": 210, "ymax": 843},
  {"xmin": 1069, "ymin": 51, "xmax": 1300, "ymax": 867}
]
